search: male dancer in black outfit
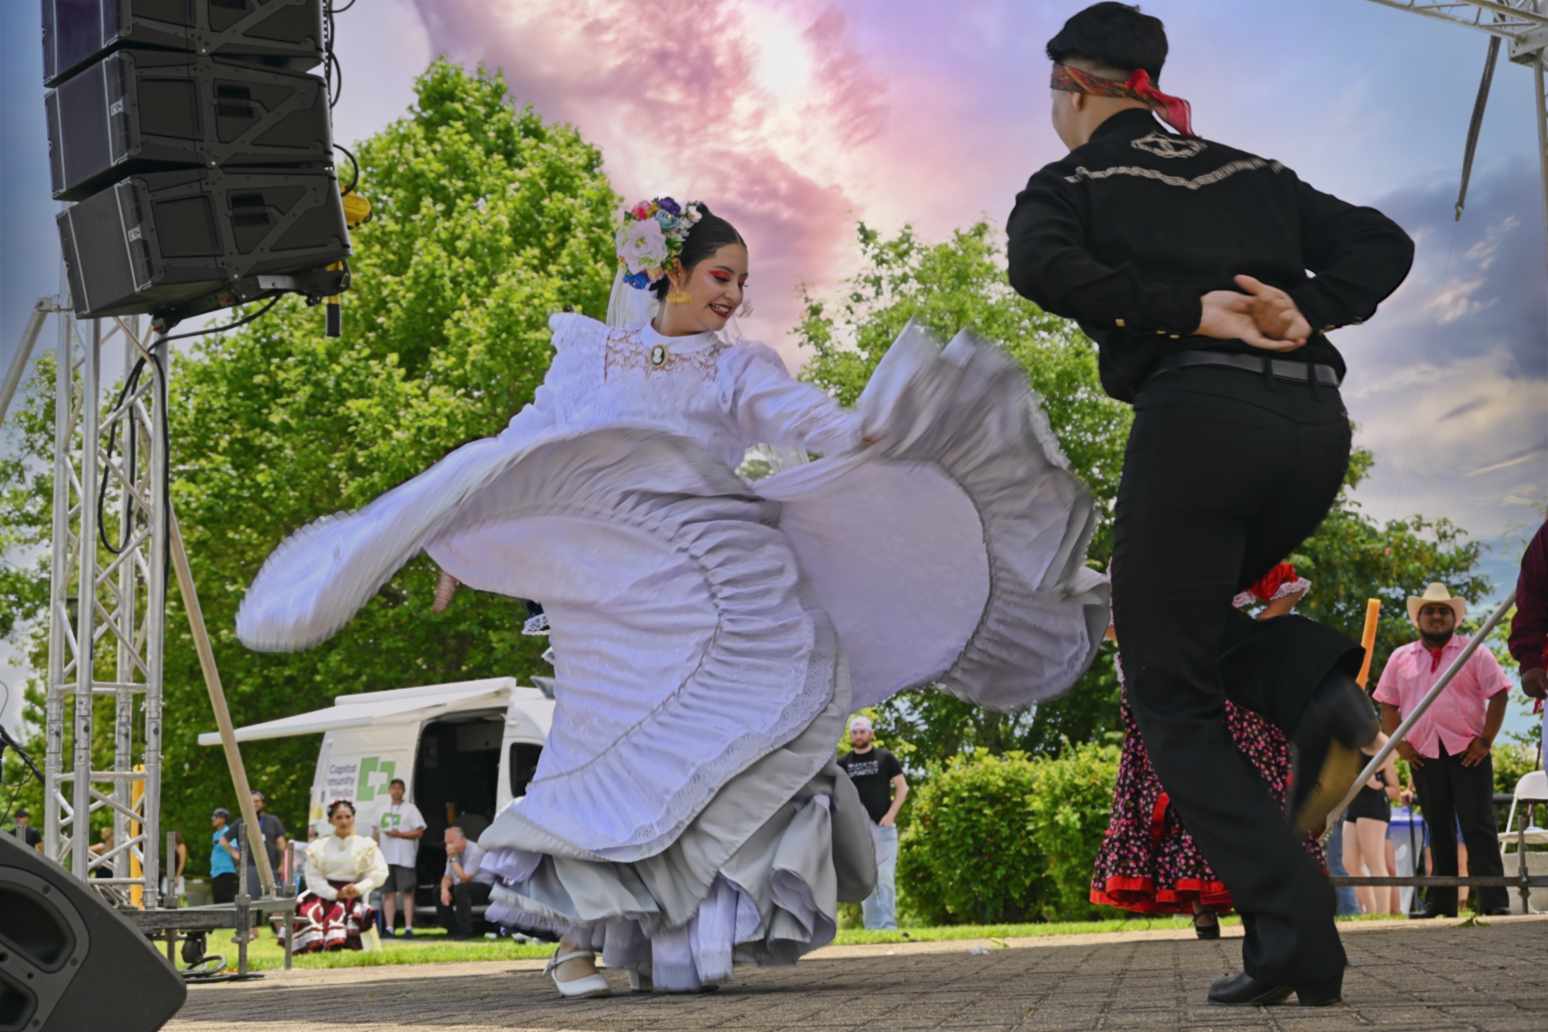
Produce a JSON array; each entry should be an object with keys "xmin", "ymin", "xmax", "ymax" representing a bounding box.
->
[{"xmin": 1008, "ymin": 3, "xmax": 1414, "ymax": 1007}]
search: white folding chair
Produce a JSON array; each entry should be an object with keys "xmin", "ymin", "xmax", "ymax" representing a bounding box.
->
[
  {"xmin": 1501, "ymin": 770, "xmax": 1548, "ymax": 846},
  {"xmin": 1499, "ymin": 769, "xmax": 1548, "ymax": 914}
]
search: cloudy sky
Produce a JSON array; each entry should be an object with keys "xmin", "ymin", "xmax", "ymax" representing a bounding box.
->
[{"xmin": 1, "ymin": 1, "xmax": 1544, "ymax": 728}]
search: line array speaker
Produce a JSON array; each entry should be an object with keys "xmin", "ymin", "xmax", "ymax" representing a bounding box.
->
[
  {"xmin": 47, "ymin": 49, "xmax": 331, "ymax": 202},
  {"xmin": 43, "ymin": 0, "xmax": 324, "ymax": 88},
  {"xmin": 43, "ymin": 0, "xmax": 348, "ymax": 323}
]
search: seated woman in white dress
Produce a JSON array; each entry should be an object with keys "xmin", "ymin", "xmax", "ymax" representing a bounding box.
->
[
  {"xmin": 239, "ymin": 198, "xmax": 1108, "ymax": 996},
  {"xmin": 294, "ymin": 799, "xmax": 389, "ymax": 952}
]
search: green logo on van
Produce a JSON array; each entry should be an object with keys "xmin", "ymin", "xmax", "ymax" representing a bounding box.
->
[{"xmin": 356, "ymin": 756, "xmax": 397, "ymax": 802}]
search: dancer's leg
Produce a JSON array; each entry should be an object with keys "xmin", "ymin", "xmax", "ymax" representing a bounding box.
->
[
  {"xmin": 1113, "ymin": 369, "xmax": 1351, "ymax": 992},
  {"xmin": 1383, "ymin": 839, "xmax": 1401, "ymax": 915},
  {"xmin": 1355, "ymin": 819, "xmax": 1392, "ymax": 914},
  {"xmin": 1343, "ymin": 821, "xmax": 1374, "ymax": 914}
]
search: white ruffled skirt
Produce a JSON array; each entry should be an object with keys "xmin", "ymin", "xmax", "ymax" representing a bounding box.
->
[{"xmin": 236, "ymin": 321, "xmax": 1108, "ymax": 988}]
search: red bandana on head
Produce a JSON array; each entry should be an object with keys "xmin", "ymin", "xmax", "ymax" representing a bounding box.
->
[{"xmin": 1051, "ymin": 64, "xmax": 1194, "ymax": 138}]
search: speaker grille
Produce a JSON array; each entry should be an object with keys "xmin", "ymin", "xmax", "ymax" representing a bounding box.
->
[{"xmin": 0, "ymin": 887, "xmax": 76, "ymax": 971}]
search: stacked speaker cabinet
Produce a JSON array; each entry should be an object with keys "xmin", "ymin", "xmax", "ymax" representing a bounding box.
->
[{"xmin": 43, "ymin": 0, "xmax": 350, "ymax": 324}]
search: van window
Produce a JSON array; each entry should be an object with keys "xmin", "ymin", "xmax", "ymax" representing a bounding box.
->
[{"xmin": 509, "ymin": 743, "xmax": 541, "ymax": 799}]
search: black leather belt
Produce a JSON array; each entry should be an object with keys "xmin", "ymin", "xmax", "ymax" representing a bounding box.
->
[{"xmin": 1153, "ymin": 350, "xmax": 1341, "ymax": 386}]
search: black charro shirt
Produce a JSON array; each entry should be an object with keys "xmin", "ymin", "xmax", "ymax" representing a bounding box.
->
[{"xmin": 1007, "ymin": 109, "xmax": 1415, "ymax": 402}]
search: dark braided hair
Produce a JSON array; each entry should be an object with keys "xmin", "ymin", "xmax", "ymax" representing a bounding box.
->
[
  {"xmin": 651, "ymin": 204, "xmax": 745, "ymax": 301},
  {"xmin": 326, "ymin": 799, "xmax": 356, "ymax": 819}
]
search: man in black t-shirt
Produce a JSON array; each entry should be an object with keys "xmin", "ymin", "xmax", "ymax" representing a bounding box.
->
[
  {"xmin": 836, "ymin": 715, "xmax": 908, "ymax": 929},
  {"xmin": 8, "ymin": 808, "xmax": 43, "ymax": 853},
  {"xmin": 228, "ymin": 790, "xmax": 289, "ymax": 942}
]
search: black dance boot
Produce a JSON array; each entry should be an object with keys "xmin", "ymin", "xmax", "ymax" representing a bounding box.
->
[
  {"xmin": 1290, "ymin": 669, "xmax": 1380, "ymax": 834},
  {"xmin": 1208, "ymin": 972, "xmax": 1342, "ymax": 1007},
  {"xmin": 1207, "ymin": 973, "xmax": 1292, "ymax": 1006}
]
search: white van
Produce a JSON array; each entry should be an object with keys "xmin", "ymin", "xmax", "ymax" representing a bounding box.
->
[{"xmin": 198, "ymin": 676, "xmax": 553, "ymax": 892}]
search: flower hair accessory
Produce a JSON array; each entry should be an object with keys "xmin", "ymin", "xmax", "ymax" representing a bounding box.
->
[{"xmin": 615, "ymin": 197, "xmax": 704, "ymax": 290}]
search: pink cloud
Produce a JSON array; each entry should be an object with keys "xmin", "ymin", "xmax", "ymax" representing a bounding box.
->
[{"xmin": 409, "ymin": 0, "xmax": 889, "ymax": 357}]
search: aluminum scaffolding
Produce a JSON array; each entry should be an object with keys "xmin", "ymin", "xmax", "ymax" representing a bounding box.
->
[
  {"xmin": 41, "ymin": 306, "xmax": 168, "ymax": 909},
  {"xmin": 1364, "ymin": 0, "xmax": 1548, "ymax": 251}
]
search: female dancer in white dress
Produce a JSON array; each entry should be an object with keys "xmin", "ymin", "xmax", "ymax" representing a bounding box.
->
[{"xmin": 238, "ymin": 197, "xmax": 1107, "ymax": 996}]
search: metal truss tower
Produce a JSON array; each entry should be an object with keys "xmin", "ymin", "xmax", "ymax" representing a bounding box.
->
[
  {"xmin": 41, "ymin": 305, "xmax": 168, "ymax": 909},
  {"xmin": 1364, "ymin": 1, "xmax": 1548, "ymax": 253}
]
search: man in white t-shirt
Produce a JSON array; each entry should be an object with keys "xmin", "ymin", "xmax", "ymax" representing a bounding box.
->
[{"xmin": 373, "ymin": 778, "xmax": 427, "ymax": 937}]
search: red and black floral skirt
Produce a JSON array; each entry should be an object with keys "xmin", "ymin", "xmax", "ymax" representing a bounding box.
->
[
  {"xmin": 1090, "ymin": 690, "xmax": 1326, "ymax": 914},
  {"xmin": 293, "ymin": 880, "xmax": 374, "ymax": 952}
]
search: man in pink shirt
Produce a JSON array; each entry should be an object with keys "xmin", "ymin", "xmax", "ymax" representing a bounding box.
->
[{"xmin": 1374, "ymin": 583, "xmax": 1511, "ymax": 917}]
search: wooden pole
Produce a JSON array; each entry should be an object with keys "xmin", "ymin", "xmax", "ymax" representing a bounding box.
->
[
  {"xmin": 167, "ymin": 507, "xmax": 276, "ymax": 896},
  {"xmin": 1355, "ymin": 598, "xmax": 1382, "ymax": 688}
]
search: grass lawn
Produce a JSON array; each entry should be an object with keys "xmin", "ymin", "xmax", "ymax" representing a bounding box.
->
[
  {"xmin": 207, "ymin": 913, "xmax": 1389, "ymax": 973},
  {"xmin": 223, "ymin": 928, "xmax": 555, "ymax": 971}
]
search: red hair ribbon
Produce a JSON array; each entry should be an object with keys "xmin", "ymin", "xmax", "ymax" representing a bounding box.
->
[
  {"xmin": 1249, "ymin": 562, "xmax": 1299, "ymax": 602},
  {"xmin": 1051, "ymin": 64, "xmax": 1195, "ymax": 138}
]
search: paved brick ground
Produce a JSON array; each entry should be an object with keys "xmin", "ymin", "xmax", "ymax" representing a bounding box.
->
[{"xmin": 165, "ymin": 916, "xmax": 1548, "ymax": 1031}]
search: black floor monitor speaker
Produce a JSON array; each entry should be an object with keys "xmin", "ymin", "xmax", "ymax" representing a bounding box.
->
[
  {"xmin": 0, "ymin": 834, "xmax": 186, "ymax": 1032},
  {"xmin": 47, "ymin": 49, "xmax": 331, "ymax": 201},
  {"xmin": 58, "ymin": 166, "xmax": 350, "ymax": 320},
  {"xmin": 42, "ymin": 0, "xmax": 325, "ymax": 88}
]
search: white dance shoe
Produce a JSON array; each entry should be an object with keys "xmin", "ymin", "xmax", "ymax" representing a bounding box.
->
[{"xmin": 545, "ymin": 948, "xmax": 610, "ymax": 999}]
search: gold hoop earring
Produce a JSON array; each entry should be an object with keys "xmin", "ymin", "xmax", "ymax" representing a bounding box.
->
[{"xmin": 667, "ymin": 287, "xmax": 690, "ymax": 305}]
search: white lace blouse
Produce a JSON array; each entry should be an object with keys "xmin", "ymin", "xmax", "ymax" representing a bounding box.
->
[
  {"xmin": 303, "ymin": 833, "xmax": 389, "ymax": 901},
  {"xmin": 500, "ymin": 315, "xmax": 861, "ymax": 471}
]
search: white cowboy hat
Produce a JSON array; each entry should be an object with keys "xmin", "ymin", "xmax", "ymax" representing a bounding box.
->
[{"xmin": 1406, "ymin": 582, "xmax": 1467, "ymax": 628}]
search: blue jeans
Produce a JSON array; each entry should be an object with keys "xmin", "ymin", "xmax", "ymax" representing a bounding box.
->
[{"xmin": 862, "ymin": 823, "xmax": 898, "ymax": 929}]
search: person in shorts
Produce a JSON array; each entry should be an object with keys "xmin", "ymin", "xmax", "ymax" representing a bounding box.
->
[{"xmin": 373, "ymin": 778, "xmax": 426, "ymax": 937}]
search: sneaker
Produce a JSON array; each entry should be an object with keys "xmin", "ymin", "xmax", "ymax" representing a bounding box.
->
[{"xmin": 401, "ymin": 929, "xmax": 415, "ymax": 939}]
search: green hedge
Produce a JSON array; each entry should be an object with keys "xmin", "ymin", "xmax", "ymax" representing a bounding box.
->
[
  {"xmin": 897, "ymin": 742, "xmax": 1119, "ymax": 924},
  {"xmin": 1025, "ymin": 741, "xmax": 1122, "ymax": 920}
]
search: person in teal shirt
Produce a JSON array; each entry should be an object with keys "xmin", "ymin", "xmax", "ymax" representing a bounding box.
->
[{"xmin": 210, "ymin": 807, "xmax": 238, "ymax": 904}]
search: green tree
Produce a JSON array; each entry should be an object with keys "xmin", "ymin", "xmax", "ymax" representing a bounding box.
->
[
  {"xmin": 1024, "ymin": 740, "xmax": 1120, "ymax": 920},
  {"xmin": 0, "ymin": 60, "xmax": 621, "ymax": 870},
  {"xmin": 1288, "ymin": 449, "xmax": 1492, "ymax": 684},
  {"xmin": 898, "ymin": 751, "xmax": 1047, "ymax": 925}
]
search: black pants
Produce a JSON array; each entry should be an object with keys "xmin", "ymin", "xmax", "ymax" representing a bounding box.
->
[
  {"xmin": 1412, "ymin": 743, "xmax": 1508, "ymax": 914},
  {"xmin": 436, "ymin": 880, "xmax": 492, "ymax": 937},
  {"xmin": 1113, "ymin": 366, "xmax": 1361, "ymax": 989},
  {"xmin": 211, "ymin": 872, "xmax": 237, "ymax": 905}
]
